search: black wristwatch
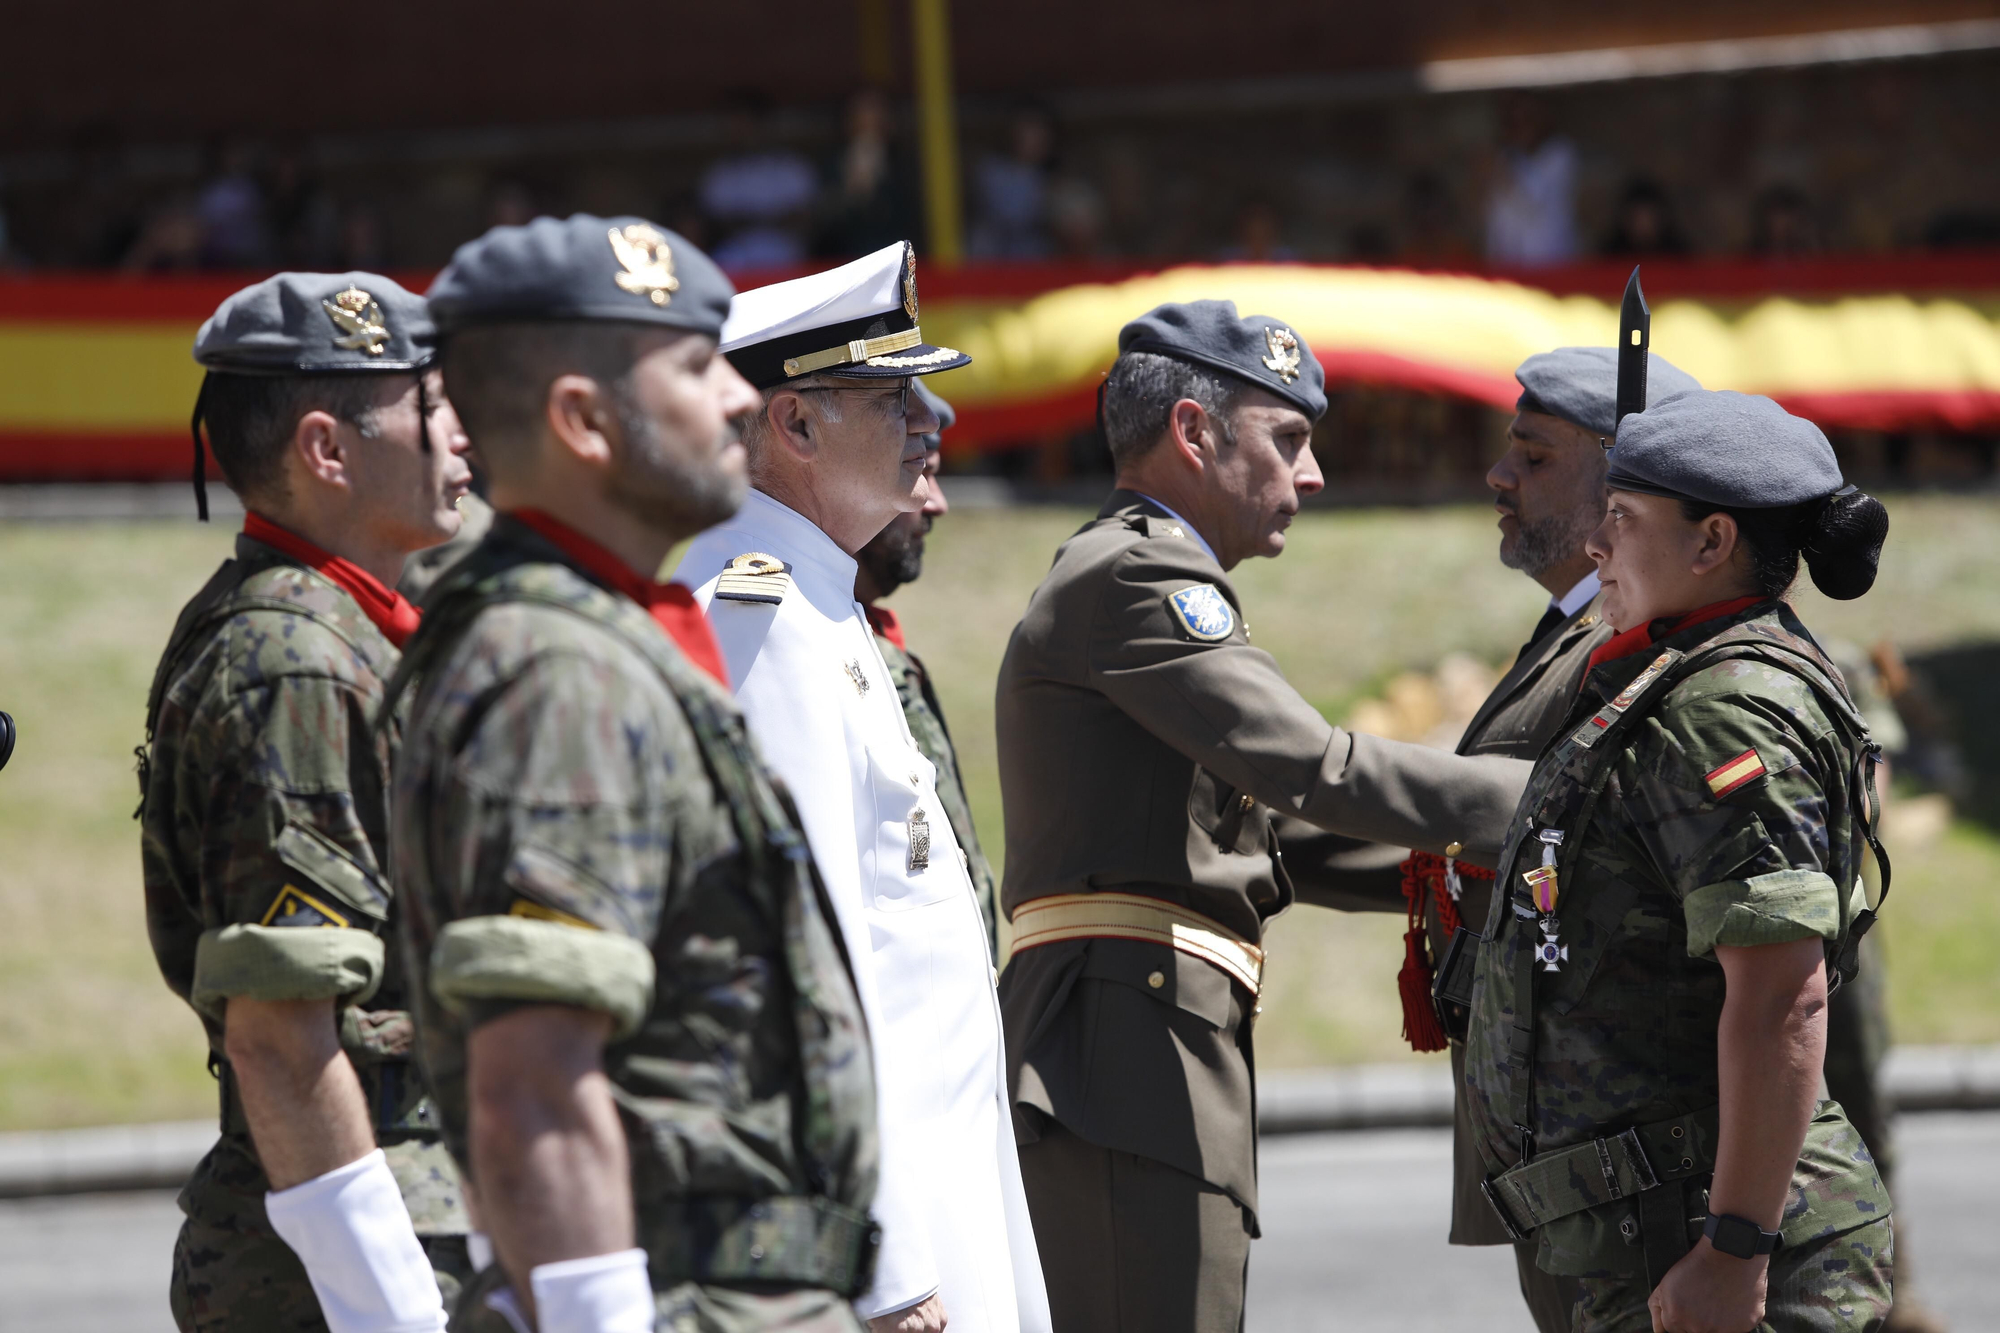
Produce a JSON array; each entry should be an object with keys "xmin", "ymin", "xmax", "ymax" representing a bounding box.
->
[{"xmin": 1703, "ymin": 1212, "xmax": 1782, "ymax": 1259}]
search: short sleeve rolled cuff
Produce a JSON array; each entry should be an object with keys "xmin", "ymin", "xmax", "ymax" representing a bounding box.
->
[
  {"xmin": 1682, "ymin": 867, "xmax": 1843, "ymax": 959},
  {"xmin": 429, "ymin": 916, "xmax": 656, "ymax": 1041}
]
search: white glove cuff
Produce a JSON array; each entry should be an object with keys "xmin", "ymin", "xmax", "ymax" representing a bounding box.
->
[
  {"xmin": 264, "ymin": 1149, "xmax": 446, "ymax": 1333},
  {"xmin": 530, "ymin": 1248, "xmax": 655, "ymax": 1333}
]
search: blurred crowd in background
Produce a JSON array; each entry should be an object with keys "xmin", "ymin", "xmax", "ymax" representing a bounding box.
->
[{"xmin": 3, "ymin": 50, "xmax": 1998, "ymax": 275}]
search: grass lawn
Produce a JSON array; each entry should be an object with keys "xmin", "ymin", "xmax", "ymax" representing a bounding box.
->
[{"xmin": 1, "ymin": 494, "xmax": 1996, "ymax": 1128}]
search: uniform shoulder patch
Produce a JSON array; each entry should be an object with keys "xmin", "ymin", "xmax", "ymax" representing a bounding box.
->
[
  {"xmin": 261, "ymin": 884, "xmax": 352, "ymax": 929},
  {"xmin": 1167, "ymin": 584, "xmax": 1235, "ymax": 642},
  {"xmin": 1705, "ymin": 748, "xmax": 1768, "ymax": 798},
  {"xmin": 714, "ymin": 552, "xmax": 793, "ymax": 605}
]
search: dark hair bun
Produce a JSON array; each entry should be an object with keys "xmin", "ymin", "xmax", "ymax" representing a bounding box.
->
[{"xmin": 1802, "ymin": 487, "xmax": 1889, "ymax": 600}]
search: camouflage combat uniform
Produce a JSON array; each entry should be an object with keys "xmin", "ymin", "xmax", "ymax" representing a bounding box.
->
[
  {"xmin": 1463, "ymin": 600, "xmax": 1894, "ymax": 1332},
  {"xmin": 387, "ymin": 515, "xmax": 879, "ymax": 1333},
  {"xmin": 871, "ymin": 627, "xmax": 999, "ymax": 955},
  {"xmin": 138, "ymin": 533, "xmax": 470, "ymax": 1332}
]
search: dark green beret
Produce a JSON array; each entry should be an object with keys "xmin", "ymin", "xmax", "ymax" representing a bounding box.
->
[
  {"xmin": 1117, "ymin": 299, "xmax": 1327, "ymax": 421},
  {"xmin": 1515, "ymin": 347, "xmax": 1700, "ymax": 437},
  {"xmin": 1607, "ymin": 389, "xmax": 1843, "ymax": 507},
  {"xmin": 426, "ymin": 214, "xmax": 733, "ymax": 337},
  {"xmin": 194, "ymin": 272, "xmax": 431, "ymax": 375}
]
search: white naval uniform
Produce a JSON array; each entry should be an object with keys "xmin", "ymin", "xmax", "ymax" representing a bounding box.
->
[{"xmin": 675, "ymin": 489, "xmax": 1050, "ymax": 1333}]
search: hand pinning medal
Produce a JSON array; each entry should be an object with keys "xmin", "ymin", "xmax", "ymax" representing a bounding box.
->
[{"xmin": 1524, "ymin": 827, "xmax": 1568, "ymax": 972}]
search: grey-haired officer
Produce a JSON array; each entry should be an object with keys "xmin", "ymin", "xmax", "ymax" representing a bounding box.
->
[
  {"xmin": 139, "ymin": 273, "xmax": 474, "ymax": 1333},
  {"xmin": 993, "ymin": 300, "xmax": 1532, "ymax": 1332}
]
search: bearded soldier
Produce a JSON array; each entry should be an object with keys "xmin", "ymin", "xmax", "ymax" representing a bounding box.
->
[
  {"xmin": 140, "ymin": 272, "xmax": 474, "ymax": 1332},
  {"xmin": 390, "ymin": 214, "xmax": 881, "ymax": 1332}
]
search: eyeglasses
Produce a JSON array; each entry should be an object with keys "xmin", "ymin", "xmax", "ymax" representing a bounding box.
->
[{"xmin": 799, "ymin": 379, "xmax": 913, "ymax": 420}]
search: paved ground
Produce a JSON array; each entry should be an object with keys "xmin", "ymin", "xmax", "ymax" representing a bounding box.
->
[{"xmin": 5, "ymin": 1113, "xmax": 1990, "ymax": 1332}]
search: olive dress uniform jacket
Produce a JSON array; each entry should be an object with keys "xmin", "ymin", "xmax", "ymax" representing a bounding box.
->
[{"xmin": 994, "ymin": 493, "xmax": 1532, "ymax": 1220}]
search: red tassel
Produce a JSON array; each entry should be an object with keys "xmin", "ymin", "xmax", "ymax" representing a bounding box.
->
[
  {"xmin": 1399, "ymin": 919, "xmax": 1450, "ymax": 1052},
  {"xmin": 1394, "ymin": 851, "xmax": 1494, "ymax": 1053}
]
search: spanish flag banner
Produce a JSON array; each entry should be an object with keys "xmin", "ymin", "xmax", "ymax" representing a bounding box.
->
[{"xmin": 4, "ymin": 258, "xmax": 1999, "ymax": 478}]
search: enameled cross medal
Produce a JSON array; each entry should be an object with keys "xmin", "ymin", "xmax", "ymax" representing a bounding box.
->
[{"xmin": 1524, "ymin": 828, "xmax": 1569, "ymax": 972}]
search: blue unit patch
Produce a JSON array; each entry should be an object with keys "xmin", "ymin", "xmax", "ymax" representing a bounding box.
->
[{"xmin": 1168, "ymin": 584, "xmax": 1235, "ymax": 642}]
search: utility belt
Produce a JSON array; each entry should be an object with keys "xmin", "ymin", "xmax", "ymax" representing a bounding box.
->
[
  {"xmin": 1483, "ymin": 1104, "xmax": 1718, "ymax": 1287},
  {"xmin": 645, "ymin": 1194, "xmax": 881, "ymax": 1298},
  {"xmin": 216, "ymin": 1053, "xmax": 441, "ymax": 1145},
  {"xmin": 1009, "ymin": 891, "xmax": 1264, "ymax": 996}
]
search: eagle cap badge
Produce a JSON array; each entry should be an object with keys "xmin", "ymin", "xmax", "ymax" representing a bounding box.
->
[
  {"xmin": 1168, "ymin": 584, "xmax": 1235, "ymax": 642},
  {"xmin": 323, "ymin": 287, "xmax": 389, "ymax": 355},
  {"xmin": 1261, "ymin": 326, "xmax": 1301, "ymax": 383},
  {"xmin": 608, "ymin": 224, "xmax": 680, "ymax": 306}
]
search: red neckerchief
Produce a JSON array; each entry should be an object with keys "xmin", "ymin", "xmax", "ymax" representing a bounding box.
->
[
  {"xmin": 864, "ymin": 604, "xmax": 907, "ymax": 651},
  {"xmin": 511, "ymin": 509, "xmax": 728, "ymax": 687},
  {"xmin": 242, "ymin": 512, "xmax": 422, "ymax": 648},
  {"xmin": 1583, "ymin": 594, "xmax": 1768, "ymax": 679}
]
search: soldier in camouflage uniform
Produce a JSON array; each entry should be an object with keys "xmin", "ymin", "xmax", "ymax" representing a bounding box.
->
[
  {"xmin": 1462, "ymin": 390, "xmax": 1897, "ymax": 1332},
  {"xmin": 853, "ymin": 381, "xmax": 998, "ymax": 953},
  {"xmin": 139, "ymin": 273, "xmax": 474, "ymax": 1332},
  {"xmin": 391, "ymin": 214, "xmax": 879, "ymax": 1333}
]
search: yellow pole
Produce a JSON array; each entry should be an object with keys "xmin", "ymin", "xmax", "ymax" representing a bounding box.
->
[
  {"xmin": 911, "ymin": 0, "xmax": 964, "ymax": 267},
  {"xmin": 857, "ymin": 0, "xmax": 894, "ymax": 88}
]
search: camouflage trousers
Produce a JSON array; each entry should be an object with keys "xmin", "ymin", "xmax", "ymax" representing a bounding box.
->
[
  {"xmin": 452, "ymin": 1263, "xmax": 865, "ymax": 1333},
  {"xmin": 170, "ymin": 1217, "xmax": 470, "ymax": 1332},
  {"xmin": 1570, "ymin": 1216, "xmax": 1894, "ymax": 1333}
]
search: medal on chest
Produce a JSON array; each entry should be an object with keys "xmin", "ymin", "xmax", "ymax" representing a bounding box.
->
[
  {"xmin": 908, "ymin": 807, "xmax": 931, "ymax": 872},
  {"xmin": 1523, "ymin": 827, "xmax": 1569, "ymax": 972}
]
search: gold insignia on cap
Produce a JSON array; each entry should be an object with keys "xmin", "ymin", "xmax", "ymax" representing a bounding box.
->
[
  {"xmin": 902, "ymin": 244, "xmax": 919, "ymax": 321},
  {"xmin": 1262, "ymin": 326, "xmax": 1302, "ymax": 383},
  {"xmin": 608, "ymin": 224, "xmax": 680, "ymax": 307},
  {"xmin": 714, "ymin": 551, "xmax": 793, "ymax": 604},
  {"xmin": 323, "ymin": 288, "xmax": 389, "ymax": 355}
]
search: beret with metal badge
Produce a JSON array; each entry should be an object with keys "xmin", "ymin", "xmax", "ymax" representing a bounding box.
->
[
  {"xmin": 1606, "ymin": 388, "xmax": 1845, "ymax": 508},
  {"xmin": 1514, "ymin": 346, "xmax": 1701, "ymax": 438},
  {"xmin": 195, "ymin": 271, "xmax": 433, "ymax": 374},
  {"xmin": 721, "ymin": 240, "xmax": 969, "ymax": 389},
  {"xmin": 189, "ymin": 271, "xmax": 434, "ymax": 521},
  {"xmin": 1116, "ymin": 299, "xmax": 1328, "ymax": 421},
  {"xmin": 426, "ymin": 213, "xmax": 733, "ymax": 338}
]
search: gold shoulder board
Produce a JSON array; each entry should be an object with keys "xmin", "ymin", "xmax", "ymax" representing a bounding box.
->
[{"xmin": 714, "ymin": 552, "xmax": 794, "ymax": 605}]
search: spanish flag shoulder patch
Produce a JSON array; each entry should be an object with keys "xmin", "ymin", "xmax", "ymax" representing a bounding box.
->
[{"xmin": 1705, "ymin": 748, "xmax": 1768, "ymax": 799}]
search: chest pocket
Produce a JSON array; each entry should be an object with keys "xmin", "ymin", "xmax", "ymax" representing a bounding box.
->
[
  {"xmin": 865, "ymin": 747, "xmax": 959, "ymax": 911},
  {"xmin": 1189, "ymin": 768, "xmax": 1265, "ymax": 856}
]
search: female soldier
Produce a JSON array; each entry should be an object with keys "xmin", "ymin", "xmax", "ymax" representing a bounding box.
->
[{"xmin": 1460, "ymin": 389, "xmax": 1895, "ymax": 1333}]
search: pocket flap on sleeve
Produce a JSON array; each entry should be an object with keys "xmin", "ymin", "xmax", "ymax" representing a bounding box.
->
[{"xmin": 274, "ymin": 821, "xmax": 389, "ymax": 921}]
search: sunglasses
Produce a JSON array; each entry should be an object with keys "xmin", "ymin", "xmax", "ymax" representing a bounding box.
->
[{"xmin": 800, "ymin": 379, "xmax": 914, "ymax": 420}]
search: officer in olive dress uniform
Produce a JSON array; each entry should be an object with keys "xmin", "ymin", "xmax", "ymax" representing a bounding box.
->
[
  {"xmin": 1463, "ymin": 389, "xmax": 1895, "ymax": 1333},
  {"xmin": 389, "ymin": 215, "xmax": 880, "ymax": 1332},
  {"xmin": 853, "ymin": 381, "xmax": 999, "ymax": 953},
  {"xmin": 139, "ymin": 273, "xmax": 474, "ymax": 1332},
  {"xmin": 1286, "ymin": 345, "xmax": 1699, "ymax": 1333},
  {"xmin": 993, "ymin": 301, "xmax": 1533, "ymax": 1333}
]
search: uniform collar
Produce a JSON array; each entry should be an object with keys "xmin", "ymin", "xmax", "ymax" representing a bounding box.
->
[
  {"xmin": 241, "ymin": 511, "xmax": 420, "ymax": 647},
  {"xmin": 734, "ymin": 488, "xmax": 862, "ymax": 605},
  {"xmin": 1583, "ymin": 595, "xmax": 1770, "ymax": 687},
  {"xmin": 1131, "ymin": 493, "xmax": 1219, "ymax": 565},
  {"xmin": 864, "ymin": 603, "xmax": 906, "ymax": 649},
  {"xmin": 1551, "ymin": 569, "xmax": 1600, "ymax": 619}
]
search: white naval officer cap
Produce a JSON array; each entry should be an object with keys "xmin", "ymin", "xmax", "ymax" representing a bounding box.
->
[{"xmin": 720, "ymin": 241, "xmax": 971, "ymax": 389}]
